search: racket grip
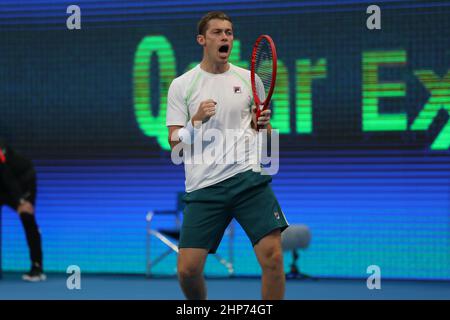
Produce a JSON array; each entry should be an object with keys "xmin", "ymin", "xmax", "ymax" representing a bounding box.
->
[{"xmin": 255, "ymin": 107, "xmax": 264, "ymax": 131}]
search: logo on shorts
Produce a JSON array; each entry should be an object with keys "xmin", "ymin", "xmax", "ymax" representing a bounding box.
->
[
  {"xmin": 274, "ymin": 211, "xmax": 280, "ymax": 220},
  {"xmin": 233, "ymin": 86, "xmax": 242, "ymax": 94}
]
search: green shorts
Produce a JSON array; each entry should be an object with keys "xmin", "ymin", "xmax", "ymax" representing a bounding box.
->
[{"xmin": 179, "ymin": 169, "xmax": 289, "ymax": 254}]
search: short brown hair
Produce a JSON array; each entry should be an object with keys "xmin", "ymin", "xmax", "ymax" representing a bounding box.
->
[{"xmin": 197, "ymin": 11, "xmax": 232, "ymax": 35}]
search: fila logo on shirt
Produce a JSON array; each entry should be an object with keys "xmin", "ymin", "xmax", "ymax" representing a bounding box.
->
[
  {"xmin": 233, "ymin": 86, "xmax": 242, "ymax": 94},
  {"xmin": 274, "ymin": 211, "xmax": 280, "ymax": 220}
]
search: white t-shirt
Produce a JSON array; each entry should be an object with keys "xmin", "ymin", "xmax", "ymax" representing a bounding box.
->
[{"xmin": 166, "ymin": 63, "xmax": 265, "ymax": 192}]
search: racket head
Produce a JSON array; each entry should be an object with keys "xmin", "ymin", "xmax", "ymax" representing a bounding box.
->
[{"xmin": 250, "ymin": 34, "xmax": 277, "ymax": 129}]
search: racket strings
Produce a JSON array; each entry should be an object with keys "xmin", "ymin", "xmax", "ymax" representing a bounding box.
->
[{"xmin": 254, "ymin": 39, "xmax": 274, "ymax": 103}]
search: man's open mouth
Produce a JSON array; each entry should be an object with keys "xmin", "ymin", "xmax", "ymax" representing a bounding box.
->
[{"xmin": 218, "ymin": 45, "xmax": 229, "ymax": 53}]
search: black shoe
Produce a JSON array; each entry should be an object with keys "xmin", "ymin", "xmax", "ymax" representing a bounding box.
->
[{"xmin": 22, "ymin": 265, "xmax": 47, "ymax": 282}]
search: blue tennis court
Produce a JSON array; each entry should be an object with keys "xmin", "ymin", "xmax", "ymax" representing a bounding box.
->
[{"xmin": 1, "ymin": 274, "xmax": 449, "ymax": 300}]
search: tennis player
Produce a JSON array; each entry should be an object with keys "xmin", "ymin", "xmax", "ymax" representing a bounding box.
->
[{"xmin": 166, "ymin": 11, "xmax": 288, "ymax": 300}]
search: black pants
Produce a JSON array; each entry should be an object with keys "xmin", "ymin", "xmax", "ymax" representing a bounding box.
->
[{"xmin": 0, "ymin": 176, "xmax": 43, "ymax": 269}]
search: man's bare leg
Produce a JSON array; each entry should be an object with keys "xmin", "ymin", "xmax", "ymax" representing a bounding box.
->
[
  {"xmin": 253, "ymin": 229, "xmax": 285, "ymax": 300},
  {"xmin": 177, "ymin": 248, "xmax": 209, "ymax": 300}
]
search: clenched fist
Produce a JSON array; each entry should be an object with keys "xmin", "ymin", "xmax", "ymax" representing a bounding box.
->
[{"xmin": 191, "ymin": 99, "xmax": 217, "ymax": 125}]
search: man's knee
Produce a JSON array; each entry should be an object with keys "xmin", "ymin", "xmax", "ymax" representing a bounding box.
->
[
  {"xmin": 256, "ymin": 232, "xmax": 284, "ymax": 272},
  {"xmin": 178, "ymin": 262, "xmax": 203, "ymax": 280},
  {"xmin": 261, "ymin": 247, "xmax": 283, "ymax": 272},
  {"xmin": 177, "ymin": 249, "xmax": 207, "ymax": 280}
]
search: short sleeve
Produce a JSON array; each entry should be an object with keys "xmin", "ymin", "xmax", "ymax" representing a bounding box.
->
[{"xmin": 166, "ymin": 78, "xmax": 188, "ymax": 126}]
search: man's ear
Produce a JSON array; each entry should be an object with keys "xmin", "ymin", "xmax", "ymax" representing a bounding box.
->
[{"xmin": 197, "ymin": 34, "xmax": 206, "ymax": 46}]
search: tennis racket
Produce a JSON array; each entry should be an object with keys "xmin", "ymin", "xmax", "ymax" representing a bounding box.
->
[{"xmin": 250, "ymin": 34, "xmax": 277, "ymax": 131}]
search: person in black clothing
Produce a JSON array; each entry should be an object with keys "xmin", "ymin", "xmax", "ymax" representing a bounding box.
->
[{"xmin": 0, "ymin": 138, "xmax": 45, "ymax": 281}]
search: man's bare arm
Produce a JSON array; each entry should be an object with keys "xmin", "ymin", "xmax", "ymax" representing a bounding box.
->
[{"xmin": 168, "ymin": 125, "xmax": 184, "ymax": 150}]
